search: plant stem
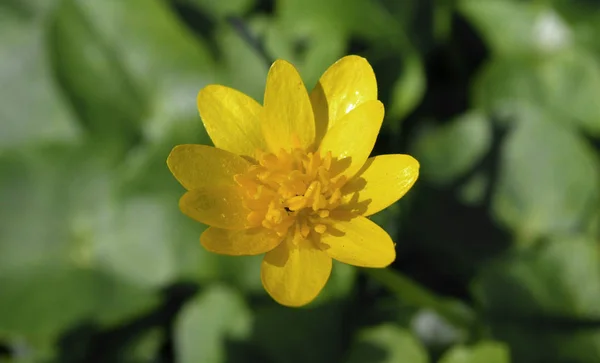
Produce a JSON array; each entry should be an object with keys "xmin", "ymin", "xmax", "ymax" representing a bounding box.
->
[{"xmin": 364, "ymin": 267, "xmax": 477, "ymax": 331}]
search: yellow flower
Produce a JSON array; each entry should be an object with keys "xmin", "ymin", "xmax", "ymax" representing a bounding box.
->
[{"xmin": 167, "ymin": 55, "xmax": 419, "ymax": 307}]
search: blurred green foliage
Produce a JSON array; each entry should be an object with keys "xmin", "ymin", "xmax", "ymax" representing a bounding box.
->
[{"xmin": 2, "ymin": 0, "xmax": 600, "ymax": 362}]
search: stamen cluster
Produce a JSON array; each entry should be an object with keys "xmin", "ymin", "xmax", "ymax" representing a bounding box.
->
[{"xmin": 235, "ymin": 148, "xmax": 347, "ymax": 241}]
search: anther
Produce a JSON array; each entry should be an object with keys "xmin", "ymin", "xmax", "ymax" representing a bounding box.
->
[
  {"xmin": 237, "ymin": 147, "xmax": 342, "ymax": 238},
  {"xmin": 314, "ymin": 224, "xmax": 327, "ymax": 234},
  {"xmin": 300, "ymin": 223, "xmax": 311, "ymax": 238},
  {"xmin": 318, "ymin": 210, "xmax": 330, "ymax": 218}
]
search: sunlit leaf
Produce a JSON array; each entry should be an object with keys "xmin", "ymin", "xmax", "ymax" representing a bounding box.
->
[
  {"xmin": 438, "ymin": 341, "xmax": 510, "ymax": 363},
  {"xmin": 491, "ymin": 108, "xmax": 599, "ymax": 242},
  {"xmin": 346, "ymin": 324, "xmax": 429, "ymax": 363},
  {"xmin": 460, "ymin": 0, "xmax": 572, "ymax": 56},
  {"xmin": 0, "ymin": 149, "xmax": 158, "ymax": 338},
  {"xmin": 473, "ymin": 237, "xmax": 600, "ymax": 361},
  {"xmin": 50, "ymin": 0, "xmax": 218, "ymax": 146},
  {"xmin": 412, "ymin": 111, "xmax": 491, "ymax": 186},
  {"xmin": 0, "ymin": 2, "xmax": 80, "ymax": 151},
  {"xmin": 174, "ymin": 285, "xmax": 252, "ymax": 363},
  {"xmin": 474, "ymin": 50, "xmax": 600, "ymax": 136},
  {"xmin": 387, "ymin": 52, "xmax": 426, "ymax": 123}
]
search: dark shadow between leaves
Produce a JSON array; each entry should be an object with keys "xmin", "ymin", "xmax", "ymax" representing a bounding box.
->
[
  {"xmin": 54, "ymin": 282, "xmax": 199, "ymax": 363},
  {"xmin": 0, "ymin": 343, "xmax": 9, "ymax": 361},
  {"xmin": 223, "ymin": 338, "xmax": 275, "ymax": 363},
  {"xmin": 344, "ymin": 341, "xmax": 389, "ymax": 363},
  {"xmin": 245, "ymin": 300, "xmax": 351, "ymax": 363}
]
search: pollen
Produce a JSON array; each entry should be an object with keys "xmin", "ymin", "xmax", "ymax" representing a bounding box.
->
[{"xmin": 234, "ymin": 148, "xmax": 347, "ymax": 241}]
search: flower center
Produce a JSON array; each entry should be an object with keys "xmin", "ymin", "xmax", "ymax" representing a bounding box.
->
[{"xmin": 234, "ymin": 148, "xmax": 347, "ymax": 240}]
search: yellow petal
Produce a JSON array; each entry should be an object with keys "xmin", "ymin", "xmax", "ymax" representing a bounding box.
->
[
  {"xmin": 310, "ymin": 55, "xmax": 377, "ymax": 144},
  {"xmin": 342, "ymin": 154, "xmax": 420, "ymax": 216},
  {"xmin": 261, "ymin": 238, "xmax": 332, "ymax": 307},
  {"xmin": 201, "ymin": 227, "xmax": 282, "ymax": 255},
  {"xmin": 179, "ymin": 187, "xmax": 249, "ymax": 229},
  {"xmin": 319, "ymin": 100, "xmax": 384, "ymax": 180},
  {"xmin": 262, "ymin": 60, "xmax": 315, "ymax": 152},
  {"xmin": 167, "ymin": 144, "xmax": 252, "ymax": 191},
  {"xmin": 319, "ymin": 215, "xmax": 396, "ymax": 267},
  {"xmin": 197, "ymin": 85, "xmax": 267, "ymax": 158}
]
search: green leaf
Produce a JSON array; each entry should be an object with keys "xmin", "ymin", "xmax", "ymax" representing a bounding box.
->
[
  {"xmin": 556, "ymin": 4, "xmax": 600, "ymax": 59},
  {"xmin": 412, "ymin": 111, "xmax": 491, "ymax": 186},
  {"xmin": 474, "ymin": 50, "xmax": 600, "ymax": 136},
  {"xmin": 438, "ymin": 342, "xmax": 510, "ymax": 363},
  {"xmin": 1, "ymin": 0, "xmax": 57, "ymax": 16},
  {"xmin": 50, "ymin": 0, "xmax": 218, "ymax": 146},
  {"xmin": 411, "ymin": 309, "xmax": 466, "ymax": 349},
  {"xmin": 0, "ymin": 149, "xmax": 75, "ymax": 276},
  {"xmin": 174, "ymin": 285, "xmax": 252, "ymax": 363},
  {"xmin": 459, "ymin": 0, "xmax": 572, "ymax": 57},
  {"xmin": 457, "ymin": 171, "xmax": 489, "ymax": 206},
  {"xmin": 312, "ymin": 262, "xmax": 358, "ymax": 305},
  {"xmin": 345, "ymin": 324, "xmax": 429, "ymax": 363},
  {"xmin": 0, "ymin": 265, "xmax": 157, "ymax": 339},
  {"xmin": 50, "ymin": 0, "xmax": 145, "ymax": 144},
  {"xmin": 387, "ymin": 52, "xmax": 426, "ymax": 123},
  {"xmin": 0, "ymin": 2, "xmax": 81, "ymax": 150},
  {"xmin": 538, "ymin": 50, "xmax": 600, "ymax": 136},
  {"xmin": 215, "ymin": 17, "xmax": 269, "ymax": 101},
  {"xmin": 268, "ymin": 0, "xmax": 411, "ymax": 88},
  {"xmin": 0, "ymin": 266, "xmax": 98, "ymax": 339},
  {"xmin": 52, "ymin": 145, "xmax": 184, "ymax": 290},
  {"xmin": 475, "ymin": 238, "xmax": 600, "ymax": 319},
  {"xmin": 90, "ymin": 274, "xmax": 159, "ymax": 327},
  {"xmin": 491, "ymin": 108, "xmax": 599, "ymax": 242},
  {"xmin": 178, "ymin": 0, "xmax": 255, "ymax": 19},
  {"xmin": 473, "ymin": 238, "xmax": 600, "ymax": 362},
  {"xmin": 0, "ymin": 148, "xmax": 159, "ymax": 339},
  {"xmin": 473, "ymin": 59, "xmax": 545, "ymax": 124},
  {"xmin": 364, "ymin": 269, "xmax": 476, "ymax": 331},
  {"xmin": 2, "ymin": 335, "xmax": 58, "ymax": 363},
  {"xmin": 264, "ymin": 18, "xmax": 345, "ymax": 89},
  {"xmin": 87, "ymin": 194, "xmax": 180, "ymax": 289},
  {"xmin": 121, "ymin": 328, "xmax": 163, "ymax": 362}
]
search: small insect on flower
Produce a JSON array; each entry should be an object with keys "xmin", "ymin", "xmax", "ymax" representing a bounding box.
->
[{"xmin": 167, "ymin": 55, "xmax": 419, "ymax": 307}]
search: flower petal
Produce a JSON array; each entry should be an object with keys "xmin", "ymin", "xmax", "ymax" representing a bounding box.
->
[
  {"xmin": 197, "ymin": 85, "xmax": 267, "ymax": 158},
  {"xmin": 201, "ymin": 227, "xmax": 282, "ymax": 255},
  {"xmin": 310, "ymin": 55, "xmax": 377, "ymax": 144},
  {"xmin": 319, "ymin": 100, "xmax": 384, "ymax": 180},
  {"xmin": 167, "ymin": 144, "xmax": 252, "ymax": 191},
  {"xmin": 262, "ymin": 60, "xmax": 315, "ymax": 152},
  {"xmin": 261, "ymin": 238, "xmax": 332, "ymax": 307},
  {"xmin": 179, "ymin": 187, "xmax": 249, "ymax": 229},
  {"xmin": 342, "ymin": 155, "xmax": 420, "ymax": 216},
  {"xmin": 320, "ymin": 215, "xmax": 396, "ymax": 267}
]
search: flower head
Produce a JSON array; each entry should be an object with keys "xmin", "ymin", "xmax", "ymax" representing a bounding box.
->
[{"xmin": 167, "ymin": 55, "xmax": 419, "ymax": 307}]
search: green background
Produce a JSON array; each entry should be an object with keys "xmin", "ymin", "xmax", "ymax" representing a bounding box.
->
[{"xmin": 2, "ymin": 0, "xmax": 600, "ymax": 362}]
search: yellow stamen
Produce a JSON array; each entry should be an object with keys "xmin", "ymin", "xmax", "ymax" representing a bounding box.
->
[
  {"xmin": 287, "ymin": 196, "xmax": 307, "ymax": 211},
  {"xmin": 235, "ymin": 148, "xmax": 346, "ymax": 239},
  {"xmin": 314, "ymin": 224, "xmax": 327, "ymax": 234}
]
